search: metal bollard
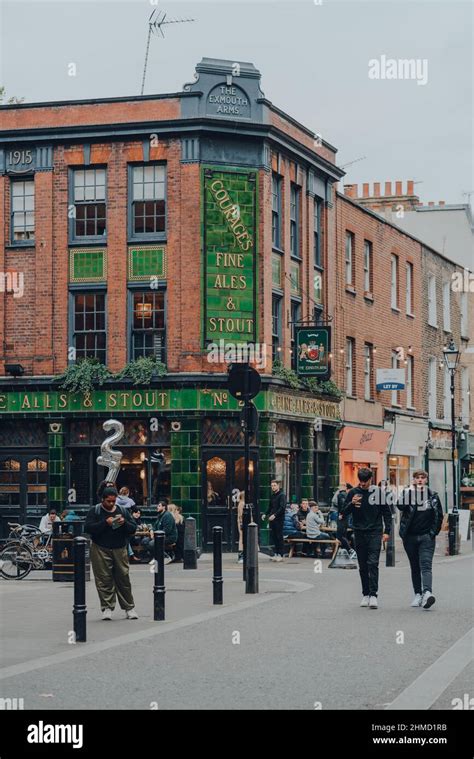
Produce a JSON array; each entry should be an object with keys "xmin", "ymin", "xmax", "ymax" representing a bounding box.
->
[
  {"xmin": 386, "ymin": 509, "xmax": 396, "ymax": 567},
  {"xmin": 245, "ymin": 522, "xmax": 259, "ymax": 594},
  {"xmin": 73, "ymin": 537, "xmax": 87, "ymax": 642},
  {"xmin": 212, "ymin": 526, "xmax": 223, "ymax": 605},
  {"xmin": 183, "ymin": 516, "xmax": 198, "ymax": 570},
  {"xmin": 448, "ymin": 512, "xmax": 460, "ymax": 556},
  {"xmin": 153, "ymin": 530, "xmax": 166, "ymax": 621}
]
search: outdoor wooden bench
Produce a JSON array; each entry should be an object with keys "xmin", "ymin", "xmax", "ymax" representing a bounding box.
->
[{"xmin": 284, "ymin": 537, "xmax": 340, "ymax": 559}]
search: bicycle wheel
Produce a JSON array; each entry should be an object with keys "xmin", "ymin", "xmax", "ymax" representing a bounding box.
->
[{"xmin": 0, "ymin": 543, "xmax": 34, "ymax": 580}]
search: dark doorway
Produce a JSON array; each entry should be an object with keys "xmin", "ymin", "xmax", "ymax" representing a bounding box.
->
[{"xmin": 202, "ymin": 449, "xmax": 258, "ymax": 552}]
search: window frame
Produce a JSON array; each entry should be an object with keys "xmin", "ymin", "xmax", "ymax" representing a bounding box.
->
[
  {"xmin": 363, "ymin": 239, "xmax": 372, "ymax": 294},
  {"xmin": 290, "ymin": 299, "xmax": 301, "ymax": 369},
  {"xmin": 364, "ymin": 342, "xmax": 374, "ymax": 401},
  {"xmin": 10, "ymin": 177, "xmax": 35, "ymax": 246},
  {"xmin": 345, "ymin": 231, "xmax": 354, "ymax": 287},
  {"xmin": 406, "ymin": 354, "xmax": 414, "ymax": 408},
  {"xmin": 271, "ymin": 173, "xmax": 282, "ymax": 251},
  {"xmin": 428, "ymin": 356, "xmax": 437, "ymax": 419},
  {"xmin": 128, "ymin": 285, "xmax": 167, "ymax": 362},
  {"xmin": 461, "ymin": 292, "xmax": 469, "ymax": 338},
  {"xmin": 272, "ymin": 294, "xmax": 282, "ymax": 362},
  {"xmin": 391, "ymin": 350, "xmax": 399, "ymax": 406},
  {"xmin": 428, "ymin": 274, "xmax": 437, "ymax": 327},
  {"xmin": 69, "ymin": 287, "xmax": 107, "ymax": 365},
  {"xmin": 290, "ymin": 182, "xmax": 301, "ymax": 259},
  {"xmin": 442, "ymin": 281, "xmax": 451, "ymax": 332},
  {"xmin": 346, "ymin": 337, "xmax": 355, "ymax": 397},
  {"xmin": 314, "ymin": 198, "xmax": 322, "ymax": 268},
  {"xmin": 391, "ymin": 254, "xmax": 399, "ymax": 310},
  {"xmin": 128, "ymin": 162, "xmax": 167, "ymax": 242},
  {"xmin": 69, "ymin": 167, "xmax": 107, "ymax": 244},
  {"xmin": 406, "ymin": 261, "xmax": 414, "ymax": 315}
]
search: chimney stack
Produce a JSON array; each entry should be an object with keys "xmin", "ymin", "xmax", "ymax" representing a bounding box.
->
[
  {"xmin": 439, "ymin": 201, "xmax": 445, "ymax": 206},
  {"xmin": 384, "ymin": 181, "xmax": 392, "ymax": 196},
  {"xmin": 428, "ymin": 201, "xmax": 435, "ymax": 207},
  {"xmin": 373, "ymin": 182, "xmax": 380, "ymax": 197},
  {"xmin": 344, "ymin": 184, "xmax": 358, "ymax": 198},
  {"xmin": 395, "ymin": 181, "xmax": 402, "ymax": 195},
  {"xmin": 407, "ymin": 180, "xmax": 414, "ymax": 195}
]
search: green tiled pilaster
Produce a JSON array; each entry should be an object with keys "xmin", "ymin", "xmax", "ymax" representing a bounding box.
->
[
  {"xmin": 48, "ymin": 424, "xmax": 66, "ymax": 511},
  {"xmin": 258, "ymin": 419, "xmax": 276, "ymax": 547},
  {"xmin": 170, "ymin": 418, "xmax": 201, "ymax": 542},
  {"xmin": 326, "ymin": 427, "xmax": 340, "ymax": 498},
  {"xmin": 300, "ymin": 423, "xmax": 314, "ymax": 499}
]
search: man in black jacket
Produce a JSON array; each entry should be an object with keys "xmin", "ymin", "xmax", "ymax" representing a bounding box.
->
[
  {"xmin": 397, "ymin": 469, "xmax": 444, "ymax": 610},
  {"xmin": 342, "ymin": 468, "xmax": 391, "ymax": 609},
  {"xmin": 84, "ymin": 486, "xmax": 138, "ymax": 620},
  {"xmin": 263, "ymin": 480, "xmax": 286, "ymax": 562}
]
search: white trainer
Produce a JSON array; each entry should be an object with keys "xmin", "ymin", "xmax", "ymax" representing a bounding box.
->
[
  {"xmin": 421, "ymin": 591, "xmax": 436, "ymax": 609},
  {"xmin": 411, "ymin": 593, "xmax": 422, "ymax": 607},
  {"xmin": 126, "ymin": 609, "xmax": 139, "ymax": 619},
  {"xmin": 101, "ymin": 608, "xmax": 112, "ymax": 621},
  {"xmin": 360, "ymin": 596, "xmax": 370, "ymax": 607},
  {"xmin": 369, "ymin": 596, "xmax": 378, "ymax": 609}
]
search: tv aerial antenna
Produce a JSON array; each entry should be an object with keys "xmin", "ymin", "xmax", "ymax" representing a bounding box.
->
[{"xmin": 140, "ymin": 7, "xmax": 196, "ymax": 95}]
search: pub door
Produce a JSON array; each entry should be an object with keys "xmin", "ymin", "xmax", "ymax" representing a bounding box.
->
[
  {"xmin": 0, "ymin": 452, "xmax": 48, "ymax": 538},
  {"xmin": 202, "ymin": 450, "xmax": 258, "ymax": 552}
]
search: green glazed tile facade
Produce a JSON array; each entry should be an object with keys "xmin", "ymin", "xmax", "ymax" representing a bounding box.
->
[
  {"xmin": 170, "ymin": 418, "xmax": 201, "ymax": 541},
  {"xmin": 47, "ymin": 425, "xmax": 66, "ymax": 512}
]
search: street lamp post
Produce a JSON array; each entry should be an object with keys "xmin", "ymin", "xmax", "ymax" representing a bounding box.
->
[{"xmin": 443, "ymin": 337, "xmax": 460, "ymax": 555}]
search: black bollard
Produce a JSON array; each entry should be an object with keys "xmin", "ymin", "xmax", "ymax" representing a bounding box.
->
[
  {"xmin": 212, "ymin": 526, "xmax": 223, "ymax": 605},
  {"xmin": 153, "ymin": 530, "xmax": 166, "ymax": 621},
  {"xmin": 448, "ymin": 512, "xmax": 460, "ymax": 556},
  {"xmin": 245, "ymin": 522, "xmax": 259, "ymax": 594},
  {"xmin": 386, "ymin": 508, "xmax": 396, "ymax": 567},
  {"xmin": 183, "ymin": 516, "xmax": 198, "ymax": 570},
  {"xmin": 73, "ymin": 536, "xmax": 87, "ymax": 643}
]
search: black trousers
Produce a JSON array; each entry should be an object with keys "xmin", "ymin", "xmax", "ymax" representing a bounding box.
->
[
  {"xmin": 403, "ymin": 533, "xmax": 435, "ymax": 594},
  {"xmin": 354, "ymin": 530, "xmax": 382, "ymax": 597},
  {"xmin": 270, "ymin": 519, "xmax": 284, "ymax": 556}
]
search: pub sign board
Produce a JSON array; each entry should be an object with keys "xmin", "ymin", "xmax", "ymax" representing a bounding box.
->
[{"xmin": 296, "ymin": 327, "xmax": 331, "ymax": 378}]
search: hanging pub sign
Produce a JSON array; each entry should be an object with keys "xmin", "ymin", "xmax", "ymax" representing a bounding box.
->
[
  {"xmin": 376, "ymin": 368, "xmax": 405, "ymax": 391},
  {"xmin": 296, "ymin": 327, "xmax": 331, "ymax": 378}
]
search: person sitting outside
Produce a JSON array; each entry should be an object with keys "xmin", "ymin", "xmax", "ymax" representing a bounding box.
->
[
  {"xmin": 330, "ymin": 483, "xmax": 352, "ymax": 525},
  {"xmin": 283, "ymin": 503, "xmax": 303, "ymax": 555},
  {"xmin": 306, "ymin": 501, "xmax": 331, "ymax": 557},
  {"xmin": 128, "ymin": 507, "xmax": 147, "ymax": 562},
  {"xmin": 39, "ymin": 508, "xmax": 61, "ymax": 538},
  {"xmin": 143, "ymin": 500, "xmax": 177, "ymax": 565},
  {"xmin": 116, "ymin": 486, "xmax": 135, "ymax": 510}
]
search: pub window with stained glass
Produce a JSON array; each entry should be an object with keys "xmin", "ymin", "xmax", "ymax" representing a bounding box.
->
[{"xmin": 131, "ymin": 290, "xmax": 166, "ymax": 362}]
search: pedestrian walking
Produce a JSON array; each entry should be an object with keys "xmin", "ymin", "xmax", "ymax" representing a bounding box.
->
[
  {"xmin": 262, "ymin": 480, "xmax": 286, "ymax": 562},
  {"xmin": 397, "ymin": 470, "xmax": 444, "ymax": 610},
  {"xmin": 168, "ymin": 503, "xmax": 185, "ymax": 563},
  {"xmin": 342, "ymin": 468, "xmax": 391, "ymax": 609},
  {"xmin": 84, "ymin": 486, "xmax": 139, "ymax": 621}
]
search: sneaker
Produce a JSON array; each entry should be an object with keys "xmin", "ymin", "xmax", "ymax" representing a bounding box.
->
[
  {"xmin": 237, "ymin": 552, "xmax": 244, "ymax": 564},
  {"xmin": 360, "ymin": 595, "xmax": 370, "ymax": 607},
  {"xmin": 349, "ymin": 549, "xmax": 357, "ymax": 560},
  {"xmin": 369, "ymin": 596, "xmax": 378, "ymax": 609},
  {"xmin": 101, "ymin": 608, "xmax": 112, "ymax": 621},
  {"xmin": 421, "ymin": 591, "xmax": 436, "ymax": 609},
  {"xmin": 125, "ymin": 609, "xmax": 139, "ymax": 620},
  {"xmin": 148, "ymin": 559, "xmax": 155, "ymax": 566},
  {"xmin": 164, "ymin": 555, "xmax": 173, "ymax": 565},
  {"xmin": 411, "ymin": 593, "xmax": 422, "ymax": 607},
  {"xmin": 269, "ymin": 555, "xmax": 278, "ymax": 561}
]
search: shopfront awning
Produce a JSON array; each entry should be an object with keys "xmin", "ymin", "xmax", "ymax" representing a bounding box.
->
[{"xmin": 339, "ymin": 427, "xmax": 391, "ymax": 453}]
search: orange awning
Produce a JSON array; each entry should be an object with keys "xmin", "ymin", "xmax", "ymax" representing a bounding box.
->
[{"xmin": 339, "ymin": 427, "xmax": 391, "ymax": 453}]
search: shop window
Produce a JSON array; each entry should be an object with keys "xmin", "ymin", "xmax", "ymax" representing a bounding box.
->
[
  {"xmin": 0, "ymin": 459, "xmax": 21, "ymax": 507},
  {"xmin": 26, "ymin": 458, "xmax": 48, "ymax": 508},
  {"xmin": 131, "ymin": 290, "xmax": 166, "ymax": 362},
  {"xmin": 0, "ymin": 421, "xmax": 48, "ymax": 448},
  {"xmin": 388, "ymin": 455, "xmax": 410, "ymax": 490},
  {"xmin": 314, "ymin": 431, "xmax": 329, "ymax": 506}
]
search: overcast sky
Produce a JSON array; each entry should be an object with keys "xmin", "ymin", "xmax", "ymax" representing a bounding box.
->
[{"xmin": 1, "ymin": 0, "xmax": 472, "ymax": 204}]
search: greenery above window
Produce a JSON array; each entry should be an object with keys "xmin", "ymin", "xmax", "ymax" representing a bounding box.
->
[
  {"xmin": 272, "ymin": 361, "xmax": 343, "ymax": 399},
  {"xmin": 58, "ymin": 356, "xmax": 168, "ymax": 393}
]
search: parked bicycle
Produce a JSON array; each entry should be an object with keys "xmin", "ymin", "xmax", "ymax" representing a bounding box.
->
[{"xmin": 0, "ymin": 523, "xmax": 53, "ymax": 580}]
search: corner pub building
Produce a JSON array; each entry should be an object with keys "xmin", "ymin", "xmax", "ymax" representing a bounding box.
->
[{"xmin": 0, "ymin": 58, "xmax": 344, "ymax": 550}]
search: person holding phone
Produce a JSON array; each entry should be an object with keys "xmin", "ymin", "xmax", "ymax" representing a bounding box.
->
[
  {"xmin": 342, "ymin": 468, "xmax": 391, "ymax": 609},
  {"xmin": 84, "ymin": 486, "xmax": 138, "ymax": 620}
]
